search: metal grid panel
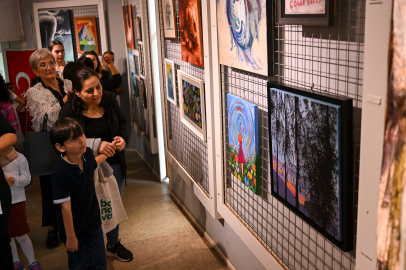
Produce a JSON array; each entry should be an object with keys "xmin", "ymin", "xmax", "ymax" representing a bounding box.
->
[
  {"xmin": 221, "ymin": 1, "xmax": 364, "ymax": 269},
  {"xmin": 158, "ymin": 0, "xmax": 210, "ymax": 194},
  {"xmin": 127, "ymin": 0, "xmax": 154, "ymax": 140},
  {"xmin": 39, "ymin": 5, "xmax": 101, "ymax": 59}
]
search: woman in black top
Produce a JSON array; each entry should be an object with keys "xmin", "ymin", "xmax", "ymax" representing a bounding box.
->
[
  {"xmin": 83, "ymin": 51, "xmax": 122, "ymax": 94},
  {"xmin": 0, "ymin": 113, "xmax": 17, "ymax": 270},
  {"xmin": 59, "ymin": 67, "xmax": 133, "ymax": 262}
]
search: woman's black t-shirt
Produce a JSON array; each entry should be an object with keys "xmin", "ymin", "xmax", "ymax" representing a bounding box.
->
[{"xmin": 83, "ymin": 114, "xmax": 121, "ymax": 165}]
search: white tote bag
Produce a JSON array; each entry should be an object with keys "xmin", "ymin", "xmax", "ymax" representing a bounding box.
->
[{"xmin": 94, "ymin": 166, "xmax": 128, "ymax": 234}]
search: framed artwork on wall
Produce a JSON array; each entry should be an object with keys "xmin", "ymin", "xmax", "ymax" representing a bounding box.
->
[
  {"xmin": 139, "ymin": 78, "xmax": 147, "ymax": 109},
  {"xmin": 161, "ymin": 0, "xmax": 177, "ymax": 40},
  {"xmin": 73, "ymin": 17, "xmax": 99, "ymax": 55},
  {"xmin": 164, "ymin": 59, "xmax": 176, "ymax": 105},
  {"xmin": 39, "ymin": 10, "xmax": 74, "ymax": 62},
  {"xmin": 135, "ymin": 17, "xmax": 142, "ymax": 41},
  {"xmin": 122, "ymin": 5, "xmax": 135, "ymax": 49},
  {"xmin": 216, "ymin": 0, "xmax": 273, "ymax": 76},
  {"xmin": 130, "ymin": 75, "xmax": 138, "ymax": 97},
  {"xmin": 268, "ymin": 82, "xmax": 353, "ymax": 251},
  {"xmin": 128, "ymin": 53, "xmax": 136, "ymax": 74},
  {"xmin": 227, "ymin": 94, "xmax": 259, "ymax": 195},
  {"xmin": 138, "ymin": 44, "xmax": 144, "ymax": 76},
  {"xmin": 178, "ymin": 0, "xmax": 204, "ymax": 67},
  {"xmin": 177, "ymin": 70, "xmax": 206, "ymax": 141},
  {"xmin": 277, "ymin": 0, "xmax": 334, "ymax": 26}
]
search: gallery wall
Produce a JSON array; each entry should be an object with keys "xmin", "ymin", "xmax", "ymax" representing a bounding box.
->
[{"xmin": 158, "ymin": 0, "xmax": 364, "ymax": 268}]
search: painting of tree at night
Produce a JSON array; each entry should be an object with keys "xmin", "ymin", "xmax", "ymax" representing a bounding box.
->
[
  {"xmin": 228, "ymin": 94, "xmax": 259, "ymax": 194},
  {"xmin": 269, "ymin": 84, "xmax": 353, "ymax": 251}
]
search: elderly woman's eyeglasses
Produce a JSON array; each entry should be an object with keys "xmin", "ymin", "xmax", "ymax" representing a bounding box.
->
[{"xmin": 37, "ymin": 61, "xmax": 56, "ymax": 70}]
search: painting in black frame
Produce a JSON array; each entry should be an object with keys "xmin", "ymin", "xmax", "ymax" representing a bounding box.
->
[
  {"xmin": 277, "ymin": 0, "xmax": 334, "ymax": 26},
  {"xmin": 268, "ymin": 82, "xmax": 353, "ymax": 252}
]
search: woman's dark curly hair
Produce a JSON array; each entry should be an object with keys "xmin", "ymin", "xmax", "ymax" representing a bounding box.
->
[
  {"xmin": 0, "ymin": 73, "xmax": 13, "ymax": 103},
  {"xmin": 69, "ymin": 67, "xmax": 113, "ymax": 116}
]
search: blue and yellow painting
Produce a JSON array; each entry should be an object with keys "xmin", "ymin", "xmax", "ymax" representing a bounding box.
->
[
  {"xmin": 182, "ymin": 80, "xmax": 202, "ymax": 128},
  {"xmin": 167, "ymin": 63, "xmax": 174, "ymax": 101},
  {"xmin": 130, "ymin": 76, "xmax": 137, "ymax": 96},
  {"xmin": 227, "ymin": 94, "xmax": 259, "ymax": 194}
]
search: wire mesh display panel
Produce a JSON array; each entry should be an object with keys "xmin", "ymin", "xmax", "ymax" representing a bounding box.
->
[
  {"xmin": 158, "ymin": 0, "xmax": 210, "ymax": 194},
  {"xmin": 221, "ymin": 0, "xmax": 364, "ymax": 269},
  {"xmin": 127, "ymin": 0, "xmax": 154, "ymax": 140},
  {"xmin": 39, "ymin": 5, "xmax": 101, "ymax": 60}
]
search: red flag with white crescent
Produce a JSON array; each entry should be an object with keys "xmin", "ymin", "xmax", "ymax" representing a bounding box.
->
[{"xmin": 5, "ymin": 50, "xmax": 36, "ymax": 135}]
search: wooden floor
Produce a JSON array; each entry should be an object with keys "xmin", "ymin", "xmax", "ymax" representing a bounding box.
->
[{"xmin": 16, "ymin": 151, "xmax": 228, "ymax": 270}]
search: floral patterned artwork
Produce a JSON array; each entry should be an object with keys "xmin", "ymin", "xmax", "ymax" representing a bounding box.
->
[{"xmin": 227, "ymin": 94, "xmax": 259, "ymax": 194}]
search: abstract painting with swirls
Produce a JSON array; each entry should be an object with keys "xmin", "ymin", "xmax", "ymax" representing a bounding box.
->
[
  {"xmin": 217, "ymin": 0, "xmax": 268, "ymax": 76},
  {"xmin": 227, "ymin": 94, "xmax": 259, "ymax": 194}
]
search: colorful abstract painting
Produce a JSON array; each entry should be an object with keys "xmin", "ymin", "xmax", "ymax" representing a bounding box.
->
[
  {"xmin": 377, "ymin": 0, "xmax": 406, "ymax": 268},
  {"xmin": 178, "ymin": 70, "xmax": 206, "ymax": 140},
  {"xmin": 178, "ymin": 0, "xmax": 204, "ymax": 67},
  {"xmin": 122, "ymin": 5, "xmax": 135, "ymax": 49},
  {"xmin": 217, "ymin": 0, "xmax": 269, "ymax": 76},
  {"xmin": 39, "ymin": 10, "xmax": 74, "ymax": 62},
  {"xmin": 128, "ymin": 53, "xmax": 136, "ymax": 74},
  {"xmin": 227, "ymin": 94, "xmax": 259, "ymax": 194},
  {"xmin": 165, "ymin": 59, "xmax": 176, "ymax": 105},
  {"xmin": 74, "ymin": 17, "xmax": 99, "ymax": 55}
]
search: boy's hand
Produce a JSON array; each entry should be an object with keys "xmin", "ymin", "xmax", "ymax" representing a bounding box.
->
[
  {"xmin": 6, "ymin": 177, "xmax": 15, "ymax": 187},
  {"xmin": 113, "ymin": 136, "xmax": 125, "ymax": 151},
  {"xmin": 66, "ymin": 236, "xmax": 78, "ymax": 252}
]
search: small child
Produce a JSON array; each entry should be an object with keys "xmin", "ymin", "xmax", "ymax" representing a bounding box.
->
[
  {"xmin": 50, "ymin": 117, "xmax": 108, "ymax": 269},
  {"xmin": 2, "ymin": 149, "xmax": 43, "ymax": 270}
]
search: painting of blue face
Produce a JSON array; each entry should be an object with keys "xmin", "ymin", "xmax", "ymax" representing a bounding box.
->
[
  {"xmin": 165, "ymin": 59, "xmax": 176, "ymax": 105},
  {"xmin": 227, "ymin": 94, "xmax": 259, "ymax": 194},
  {"xmin": 217, "ymin": 0, "xmax": 270, "ymax": 76}
]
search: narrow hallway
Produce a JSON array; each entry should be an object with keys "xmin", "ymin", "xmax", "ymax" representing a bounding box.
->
[{"xmin": 18, "ymin": 151, "xmax": 228, "ymax": 270}]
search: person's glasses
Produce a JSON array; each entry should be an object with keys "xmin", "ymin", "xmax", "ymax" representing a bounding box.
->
[{"xmin": 37, "ymin": 61, "xmax": 56, "ymax": 70}]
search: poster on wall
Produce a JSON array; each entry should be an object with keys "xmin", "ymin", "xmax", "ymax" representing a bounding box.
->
[
  {"xmin": 227, "ymin": 94, "xmax": 259, "ymax": 194},
  {"xmin": 178, "ymin": 0, "xmax": 204, "ymax": 67},
  {"xmin": 39, "ymin": 10, "xmax": 74, "ymax": 62},
  {"xmin": 161, "ymin": 0, "xmax": 177, "ymax": 40},
  {"xmin": 277, "ymin": 0, "xmax": 333, "ymax": 26},
  {"xmin": 164, "ymin": 59, "xmax": 176, "ymax": 105},
  {"xmin": 130, "ymin": 75, "xmax": 138, "ymax": 97},
  {"xmin": 268, "ymin": 82, "xmax": 353, "ymax": 251},
  {"xmin": 376, "ymin": 1, "xmax": 406, "ymax": 268},
  {"xmin": 138, "ymin": 44, "xmax": 144, "ymax": 76},
  {"xmin": 216, "ymin": 0, "xmax": 272, "ymax": 76},
  {"xmin": 73, "ymin": 17, "xmax": 99, "ymax": 55},
  {"xmin": 177, "ymin": 70, "xmax": 206, "ymax": 140},
  {"xmin": 122, "ymin": 5, "xmax": 135, "ymax": 49}
]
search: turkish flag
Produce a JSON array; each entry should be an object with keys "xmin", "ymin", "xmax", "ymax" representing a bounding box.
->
[{"xmin": 6, "ymin": 50, "xmax": 36, "ymax": 135}]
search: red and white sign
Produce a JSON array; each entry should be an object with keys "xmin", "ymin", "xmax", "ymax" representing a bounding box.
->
[{"xmin": 5, "ymin": 50, "xmax": 36, "ymax": 134}]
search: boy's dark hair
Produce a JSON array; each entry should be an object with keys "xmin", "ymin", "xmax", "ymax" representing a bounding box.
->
[
  {"xmin": 50, "ymin": 118, "xmax": 84, "ymax": 152},
  {"xmin": 4, "ymin": 82, "xmax": 14, "ymax": 90},
  {"xmin": 62, "ymin": 61, "xmax": 85, "ymax": 81}
]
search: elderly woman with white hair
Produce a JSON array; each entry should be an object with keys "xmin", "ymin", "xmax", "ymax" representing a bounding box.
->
[{"xmin": 26, "ymin": 48, "xmax": 72, "ymax": 249}]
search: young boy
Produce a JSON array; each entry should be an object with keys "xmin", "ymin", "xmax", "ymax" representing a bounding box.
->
[{"xmin": 50, "ymin": 118, "xmax": 108, "ymax": 269}]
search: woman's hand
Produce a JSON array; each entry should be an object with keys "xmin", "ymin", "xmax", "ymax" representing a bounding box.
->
[
  {"xmin": 6, "ymin": 177, "xmax": 14, "ymax": 187},
  {"xmin": 97, "ymin": 141, "xmax": 116, "ymax": 157},
  {"xmin": 103, "ymin": 55, "xmax": 113, "ymax": 66},
  {"xmin": 113, "ymin": 136, "xmax": 126, "ymax": 151}
]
